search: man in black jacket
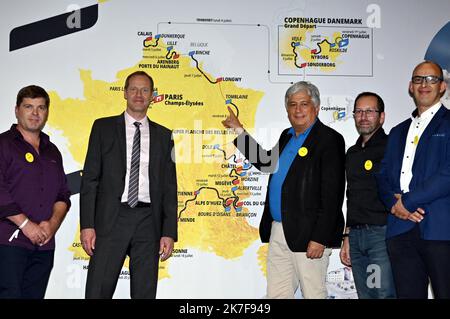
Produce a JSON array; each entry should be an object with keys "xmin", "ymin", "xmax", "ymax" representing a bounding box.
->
[
  {"xmin": 222, "ymin": 81, "xmax": 345, "ymax": 299},
  {"xmin": 339, "ymin": 92, "xmax": 395, "ymax": 299},
  {"xmin": 80, "ymin": 71, "xmax": 177, "ymax": 299}
]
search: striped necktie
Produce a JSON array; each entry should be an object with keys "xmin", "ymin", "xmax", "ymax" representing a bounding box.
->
[{"xmin": 128, "ymin": 121, "xmax": 141, "ymax": 208}]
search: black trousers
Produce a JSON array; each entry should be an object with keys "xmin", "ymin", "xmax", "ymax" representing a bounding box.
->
[
  {"xmin": 0, "ymin": 245, "xmax": 54, "ymax": 299},
  {"xmin": 387, "ymin": 224, "xmax": 450, "ymax": 299},
  {"xmin": 85, "ymin": 204, "xmax": 159, "ymax": 299}
]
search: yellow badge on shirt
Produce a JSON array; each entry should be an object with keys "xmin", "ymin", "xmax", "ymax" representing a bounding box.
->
[
  {"xmin": 413, "ymin": 135, "xmax": 419, "ymax": 145},
  {"xmin": 25, "ymin": 152, "xmax": 34, "ymax": 163},
  {"xmin": 298, "ymin": 147, "xmax": 308, "ymax": 157},
  {"xmin": 364, "ymin": 160, "xmax": 373, "ymax": 171}
]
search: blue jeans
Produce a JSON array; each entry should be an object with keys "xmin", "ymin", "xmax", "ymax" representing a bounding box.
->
[{"xmin": 349, "ymin": 225, "xmax": 396, "ymax": 299}]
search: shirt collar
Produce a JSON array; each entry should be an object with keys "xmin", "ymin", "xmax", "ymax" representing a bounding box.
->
[
  {"xmin": 124, "ymin": 111, "xmax": 148, "ymax": 128},
  {"xmin": 10, "ymin": 124, "xmax": 50, "ymax": 148},
  {"xmin": 356, "ymin": 127, "xmax": 386, "ymax": 148},
  {"xmin": 411, "ymin": 101, "xmax": 441, "ymax": 120},
  {"xmin": 288, "ymin": 119, "xmax": 317, "ymax": 138}
]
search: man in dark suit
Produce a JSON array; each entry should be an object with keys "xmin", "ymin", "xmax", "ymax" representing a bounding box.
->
[
  {"xmin": 377, "ymin": 61, "xmax": 450, "ymax": 298},
  {"xmin": 80, "ymin": 71, "xmax": 177, "ymax": 299},
  {"xmin": 222, "ymin": 81, "xmax": 345, "ymax": 298}
]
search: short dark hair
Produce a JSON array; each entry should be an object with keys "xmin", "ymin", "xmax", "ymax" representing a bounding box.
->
[
  {"xmin": 124, "ymin": 71, "xmax": 154, "ymax": 91},
  {"xmin": 16, "ymin": 85, "xmax": 50, "ymax": 108},
  {"xmin": 353, "ymin": 92, "xmax": 385, "ymax": 113}
]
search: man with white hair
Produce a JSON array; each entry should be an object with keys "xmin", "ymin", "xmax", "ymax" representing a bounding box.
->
[{"xmin": 223, "ymin": 81, "xmax": 345, "ymax": 299}]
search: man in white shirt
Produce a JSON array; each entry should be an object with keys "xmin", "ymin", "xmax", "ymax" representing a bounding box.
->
[
  {"xmin": 80, "ymin": 71, "xmax": 178, "ymax": 298},
  {"xmin": 377, "ymin": 61, "xmax": 450, "ymax": 298}
]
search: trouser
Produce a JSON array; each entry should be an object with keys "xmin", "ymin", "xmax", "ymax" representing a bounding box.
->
[
  {"xmin": 0, "ymin": 244, "xmax": 54, "ymax": 299},
  {"xmin": 387, "ymin": 224, "xmax": 450, "ymax": 299},
  {"xmin": 266, "ymin": 221, "xmax": 331, "ymax": 299},
  {"xmin": 85, "ymin": 204, "xmax": 160, "ymax": 299},
  {"xmin": 349, "ymin": 224, "xmax": 396, "ymax": 299}
]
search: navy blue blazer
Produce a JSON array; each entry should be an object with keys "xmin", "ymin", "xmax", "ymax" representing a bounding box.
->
[{"xmin": 377, "ymin": 105, "xmax": 450, "ymax": 240}]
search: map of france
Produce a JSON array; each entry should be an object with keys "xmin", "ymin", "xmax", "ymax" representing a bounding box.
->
[{"xmin": 47, "ymin": 36, "xmax": 267, "ymax": 279}]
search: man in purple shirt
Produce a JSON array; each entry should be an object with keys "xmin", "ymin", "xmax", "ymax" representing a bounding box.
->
[{"xmin": 0, "ymin": 85, "xmax": 71, "ymax": 299}]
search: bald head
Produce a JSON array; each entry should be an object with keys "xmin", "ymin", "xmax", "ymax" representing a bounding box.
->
[{"xmin": 412, "ymin": 61, "xmax": 443, "ymax": 79}]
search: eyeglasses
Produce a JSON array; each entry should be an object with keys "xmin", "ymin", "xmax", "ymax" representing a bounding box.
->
[
  {"xmin": 127, "ymin": 87, "xmax": 152, "ymax": 95},
  {"xmin": 411, "ymin": 75, "xmax": 443, "ymax": 85},
  {"xmin": 353, "ymin": 109, "xmax": 381, "ymax": 117}
]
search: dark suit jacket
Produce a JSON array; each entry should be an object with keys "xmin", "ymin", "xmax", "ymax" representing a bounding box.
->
[
  {"xmin": 80, "ymin": 113, "xmax": 177, "ymax": 241},
  {"xmin": 377, "ymin": 105, "xmax": 450, "ymax": 240},
  {"xmin": 235, "ymin": 119, "xmax": 345, "ymax": 252}
]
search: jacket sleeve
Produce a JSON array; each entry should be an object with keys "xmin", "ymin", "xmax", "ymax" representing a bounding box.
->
[
  {"xmin": 161, "ymin": 132, "xmax": 178, "ymax": 241},
  {"xmin": 402, "ymin": 128, "xmax": 450, "ymax": 211},
  {"xmin": 233, "ymin": 130, "xmax": 282, "ymax": 173},
  {"xmin": 79, "ymin": 120, "xmax": 102, "ymax": 229}
]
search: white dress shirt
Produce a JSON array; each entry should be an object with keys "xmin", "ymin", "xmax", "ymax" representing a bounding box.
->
[
  {"xmin": 400, "ymin": 102, "xmax": 441, "ymax": 192},
  {"xmin": 121, "ymin": 111, "xmax": 151, "ymax": 203}
]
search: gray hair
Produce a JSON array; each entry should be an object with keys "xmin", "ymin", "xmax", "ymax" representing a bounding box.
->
[{"xmin": 285, "ymin": 81, "xmax": 320, "ymax": 108}]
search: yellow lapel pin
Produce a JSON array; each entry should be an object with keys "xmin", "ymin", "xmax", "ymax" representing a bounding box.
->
[
  {"xmin": 25, "ymin": 152, "xmax": 34, "ymax": 163},
  {"xmin": 364, "ymin": 160, "xmax": 373, "ymax": 171},
  {"xmin": 298, "ymin": 147, "xmax": 308, "ymax": 157}
]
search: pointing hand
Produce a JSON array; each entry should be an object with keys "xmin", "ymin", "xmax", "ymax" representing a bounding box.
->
[{"xmin": 222, "ymin": 106, "xmax": 244, "ymax": 134}]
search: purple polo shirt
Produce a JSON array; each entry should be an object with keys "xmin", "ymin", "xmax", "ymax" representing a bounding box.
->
[{"xmin": 0, "ymin": 124, "xmax": 71, "ymax": 250}]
